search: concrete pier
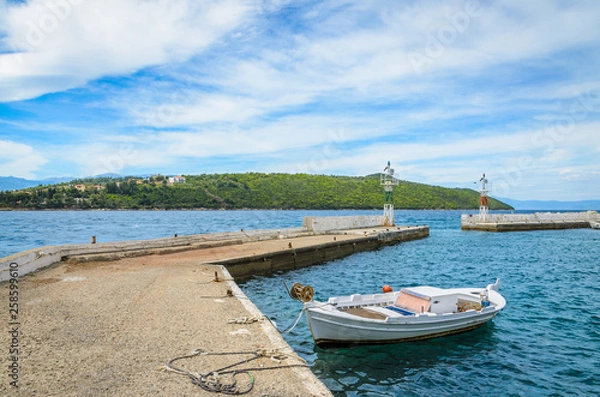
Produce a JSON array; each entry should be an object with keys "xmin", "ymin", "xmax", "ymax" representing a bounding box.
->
[
  {"xmin": 215, "ymin": 226, "xmax": 429, "ymax": 280},
  {"xmin": 0, "ymin": 216, "xmax": 428, "ymax": 396},
  {"xmin": 0, "ymin": 221, "xmax": 429, "ymax": 282},
  {"xmin": 461, "ymin": 211, "xmax": 600, "ymax": 232}
]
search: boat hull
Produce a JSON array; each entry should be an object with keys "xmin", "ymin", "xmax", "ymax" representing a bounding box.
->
[
  {"xmin": 304, "ymin": 284, "xmax": 505, "ymax": 346},
  {"xmin": 307, "ymin": 313, "xmax": 496, "ymax": 346},
  {"xmin": 306, "ymin": 308, "xmax": 499, "ymax": 346}
]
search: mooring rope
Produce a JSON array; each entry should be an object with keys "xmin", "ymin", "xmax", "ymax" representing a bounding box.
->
[
  {"xmin": 162, "ymin": 348, "xmax": 309, "ymax": 395},
  {"xmin": 279, "ymin": 301, "xmax": 333, "ymax": 334},
  {"xmin": 280, "ymin": 307, "xmax": 306, "ymax": 334}
]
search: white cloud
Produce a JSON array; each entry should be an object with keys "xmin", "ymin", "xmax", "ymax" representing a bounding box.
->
[
  {"xmin": 0, "ymin": 1, "xmax": 599, "ymax": 200},
  {"xmin": 0, "ymin": 140, "xmax": 47, "ymax": 178},
  {"xmin": 404, "ymin": 0, "xmax": 600, "ymax": 75},
  {"xmin": 0, "ymin": 0, "xmax": 258, "ymax": 102},
  {"xmin": 114, "ymin": 0, "xmax": 600, "ymax": 134}
]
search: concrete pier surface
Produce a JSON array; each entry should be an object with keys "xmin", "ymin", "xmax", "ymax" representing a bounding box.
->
[
  {"xmin": 1, "ymin": 218, "xmax": 428, "ymax": 396},
  {"xmin": 461, "ymin": 211, "xmax": 600, "ymax": 232}
]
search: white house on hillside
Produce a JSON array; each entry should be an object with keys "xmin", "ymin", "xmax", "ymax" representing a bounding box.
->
[{"xmin": 167, "ymin": 175, "xmax": 186, "ymax": 185}]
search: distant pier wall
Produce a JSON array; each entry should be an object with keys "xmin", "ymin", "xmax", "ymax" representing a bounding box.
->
[
  {"xmin": 303, "ymin": 215, "xmax": 384, "ymax": 232},
  {"xmin": 461, "ymin": 211, "xmax": 600, "ymax": 232}
]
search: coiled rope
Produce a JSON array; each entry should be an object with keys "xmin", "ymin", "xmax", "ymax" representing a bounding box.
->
[{"xmin": 162, "ymin": 348, "xmax": 308, "ymax": 395}]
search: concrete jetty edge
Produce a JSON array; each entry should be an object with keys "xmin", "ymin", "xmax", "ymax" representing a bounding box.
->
[
  {"xmin": 223, "ymin": 264, "xmax": 333, "ymax": 396},
  {"xmin": 217, "ymin": 226, "xmax": 429, "ymax": 280}
]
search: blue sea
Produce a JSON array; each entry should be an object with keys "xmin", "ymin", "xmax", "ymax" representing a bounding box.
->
[{"xmin": 2, "ymin": 210, "xmax": 599, "ymax": 396}]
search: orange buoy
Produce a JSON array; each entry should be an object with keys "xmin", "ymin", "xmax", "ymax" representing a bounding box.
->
[{"xmin": 382, "ymin": 285, "xmax": 392, "ymax": 293}]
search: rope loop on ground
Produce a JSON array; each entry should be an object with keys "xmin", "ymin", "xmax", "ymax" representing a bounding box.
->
[
  {"xmin": 227, "ymin": 315, "xmax": 266, "ymax": 324},
  {"xmin": 163, "ymin": 347, "xmax": 308, "ymax": 394}
]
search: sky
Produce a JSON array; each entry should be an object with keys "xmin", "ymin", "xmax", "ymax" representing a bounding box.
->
[{"xmin": 0, "ymin": 0, "xmax": 599, "ymax": 201}]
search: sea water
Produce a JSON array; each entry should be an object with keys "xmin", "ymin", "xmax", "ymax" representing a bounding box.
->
[{"xmin": 1, "ymin": 210, "xmax": 599, "ymax": 396}]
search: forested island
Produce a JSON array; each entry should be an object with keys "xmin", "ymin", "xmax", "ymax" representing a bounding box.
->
[{"xmin": 0, "ymin": 173, "xmax": 513, "ymax": 210}]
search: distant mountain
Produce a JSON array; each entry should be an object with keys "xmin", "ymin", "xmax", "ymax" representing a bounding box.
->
[
  {"xmin": 93, "ymin": 173, "xmax": 122, "ymax": 179},
  {"xmin": 497, "ymin": 197, "xmax": 600, "ymax": 211},
  {"xmin": 0, "ymin": 174, "xmax": 121, "ymax": 192},
  {"xmin": 41, "ymin": 176, "xmax": 77, "ymax": 185},
  {"xmin": 0, "ymin": 176, "xmax": 70, "ymax": 191}
]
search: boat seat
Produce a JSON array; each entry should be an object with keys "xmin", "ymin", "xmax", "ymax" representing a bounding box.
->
[
  {"xmin": 342, "ymin": 307, "xmax": 388, "ymax": 320},
  {"xmin": 394, "ymin": 288, "xmax": 432, "ymax": 313},
  {"xmin": 363, "ymin": 306, "xmax": 407, "ymax": 318}
]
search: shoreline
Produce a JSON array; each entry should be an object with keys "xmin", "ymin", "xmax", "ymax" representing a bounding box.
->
[{"xmin": 0, "ymin": 207, "xmax": 505, "ymax": 211}]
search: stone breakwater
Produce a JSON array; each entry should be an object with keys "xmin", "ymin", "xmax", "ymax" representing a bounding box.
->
[
  {"xmin": 0, "ymin": 216, "xmax": 428, "ymax": 396},
  {"xmin": 461, "ymin": 211, "xmax": 600, "ymax": 232},
  {"xmin": 1, "ymin": 215, "xmax": 428, "ymax": 282}
]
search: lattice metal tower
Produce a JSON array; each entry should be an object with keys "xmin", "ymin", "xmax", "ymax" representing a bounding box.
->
[
  {"xmin": 478, "ymin": 173, "xmax": 489, "ymax": 221},
  {"xmin": 380, "ymin": 161, "xmax": 399, "ymax": 226}
]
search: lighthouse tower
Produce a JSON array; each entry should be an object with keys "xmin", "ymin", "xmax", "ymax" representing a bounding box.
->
[
  {"xmin": 381, "ymin": 161, "xmax": 399, "ymax": 226},
  {"xmin": 478, "ymin": 173, "xmax": 489, "ymax": 221}
]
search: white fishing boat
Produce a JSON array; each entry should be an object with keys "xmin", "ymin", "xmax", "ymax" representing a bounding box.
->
[
  {"xmin": 590, "ymin": 221, "xmax": 600, "ymax": 229},
  {"xmin": 289, "ymin": 279, "xmax": 505, "ymax": 346}
]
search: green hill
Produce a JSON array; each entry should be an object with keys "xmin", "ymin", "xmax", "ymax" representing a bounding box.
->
[{"xmin": 0, "ymin": 173, "xmax": 513, "ymax": 210}]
